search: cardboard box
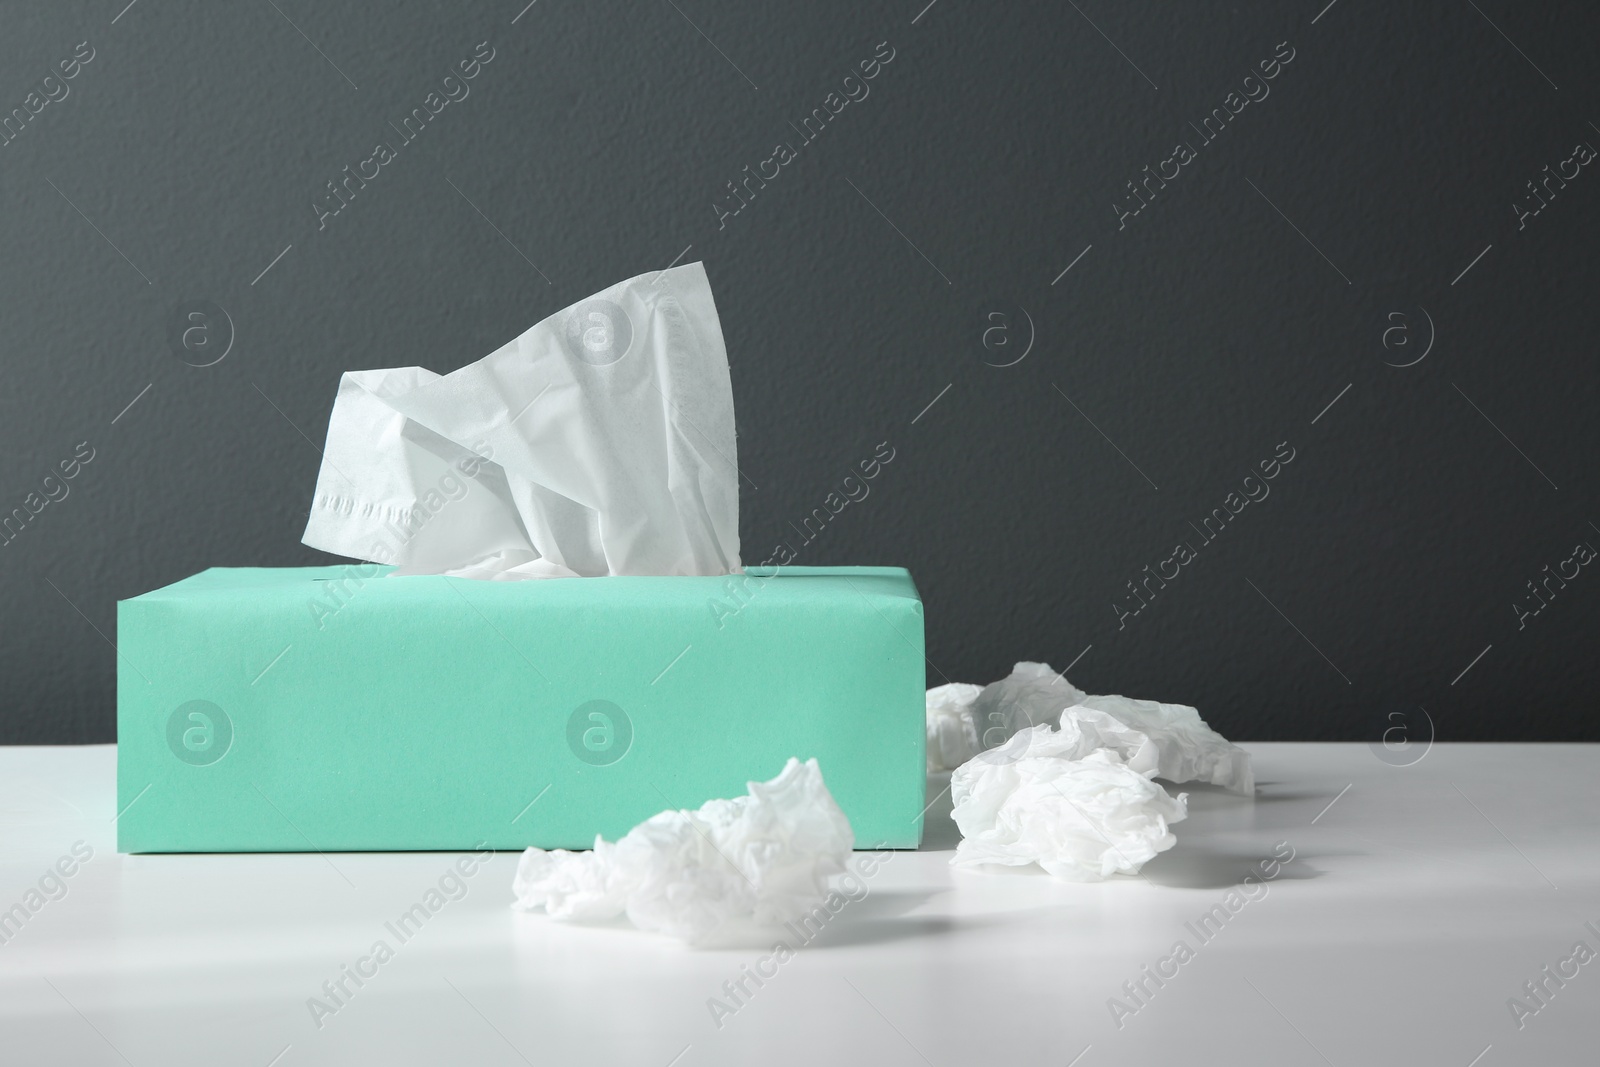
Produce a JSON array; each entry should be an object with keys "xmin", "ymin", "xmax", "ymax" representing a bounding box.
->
[{"xmin": 116, "ymin": 565, "xmax": 926, "ymax": 852}]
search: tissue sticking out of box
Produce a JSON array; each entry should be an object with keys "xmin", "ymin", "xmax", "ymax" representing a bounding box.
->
[
  {"xmin": 302, "ymin": 262, "xmax": 741, "ymax": 579},
  {"xmin": 512, "ymin": 758, "xmax": 854, "ymax": 943},
  {"xmin": 928, "ymin": 662, "xmax": 1254, "ymax": 795},
  {"xmin": 950, "ymin": 724, "xmax": 1187, "ymax": 881}
]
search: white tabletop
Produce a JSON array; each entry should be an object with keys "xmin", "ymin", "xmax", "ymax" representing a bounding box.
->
[{"xmin": 0, "ymin": 743, "xmax": 1594, "ymax": 1066}]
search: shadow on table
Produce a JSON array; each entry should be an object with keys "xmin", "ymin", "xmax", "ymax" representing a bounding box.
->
[
  {"xmin": 698, "ymin": 890, "xmax": 1028, "ymax": 951},
  {"xmin": 806, "ymin": 890, "xmax": 1034, "ymax": 950},
  {"xmin": 1141, "ymin": 845, "xmax": 1335, "ymax": 890},
  {"xmin": 916, "ymin": 771, "xmax": 959, "ymax": 851},
  {"xmin": 1248, "ymin": 782, "xmax": 1344, "ymax": 805},
  {"xmin": 809, "ymin": 890, "xmax": 948, "ymax": 949}
]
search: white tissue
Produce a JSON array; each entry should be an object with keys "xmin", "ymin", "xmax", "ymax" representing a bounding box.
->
[
  {"xmin": 968, "ymin": 661, "xmax": 1087, "ymax": 747},
  {"xmin": 934, "ymin": 662, "xmax": 1250, "ymax": 879},
  {"xmin": 302, "ymin": 262, "xmax": 741, "ymax": 579},
  {"xmin": 1077, "ymin": 694, "xmax": 1254, "ymax": 795},
  {"xmin": 950, "ymin": 728, "xmax": 1187, "ymax": 881},
  {"xmin": 1054, "ymin": 705, "xmax": 1161, "ymax": 778},
  {"xmin": 512, "ymin": 758, "xmax": 853, "ymax": 942},
  {"xmin": 925, "ymin": 682, "xmax": 982, "ymax": 772},
  {"xmin": 959, "ymin": 662, "xmax": 1252, "ymax": 795}
]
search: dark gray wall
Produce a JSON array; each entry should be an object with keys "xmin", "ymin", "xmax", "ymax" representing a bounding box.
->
[{"xmin": 4, "ymin": 0, "xmax": 1597, "ymax": 743}]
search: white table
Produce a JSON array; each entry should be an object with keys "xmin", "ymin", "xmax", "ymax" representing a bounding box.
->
[{"xmin": 1, "ymin": 743, "xmax": 1594, "ymax": 1065}]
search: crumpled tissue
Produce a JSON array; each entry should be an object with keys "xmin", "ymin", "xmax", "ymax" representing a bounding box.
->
[
  {"xmin": 932, "ymin": 660, "xmax": 1252, "ymax": 880},
  {"xmin": 303, "ymin": 262, "xmax": 741, "ymax": 579},
  {"xmin": 512, "ymin": 758, "xmax": 853, "ymax": 942},
  {"xmin": 925, "ymin": 682, "xmax": 983, "ymax": 772},
  {"xmin": 1076, "ymin": 693, "xmax": 1254, "ymax": 796},
  {"xmin": 950, "ymin": 662, "xmax": 1253, "ymax": 795},
  {"xmin": 968, "ymin": 661, "xmax": 1087, "ymax": 745},
  {"xmin": 1053, "ymin": 704, "xmax": 1161, "ymax": 777},
  {"xmin": 950, "ymin": 722, "xmax": 1187, "ymax": 880}
]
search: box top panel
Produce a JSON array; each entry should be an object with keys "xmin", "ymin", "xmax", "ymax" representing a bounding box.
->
[{"xmin": 122, "ymin": 565, "xmax": 920, "ymax": 607}]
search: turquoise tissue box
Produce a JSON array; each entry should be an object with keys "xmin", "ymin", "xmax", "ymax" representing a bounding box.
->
[{"xmin": 115, "ymin": 565, "xmax": 926, "ymax": 853}]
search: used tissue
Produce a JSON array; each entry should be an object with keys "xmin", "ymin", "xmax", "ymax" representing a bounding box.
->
[
  {"xmin": 925, "ymin": 682, "xmax": 983, "ymax": 772},
  {"xmin": 513, "ymin": 758, "xmax": 854, "ymax": 942},
  {"xmin": 969, "ymin": 661, "xmax": 1087, "ymax": 746},
  {"xmin": 302, "ymin": 262, "xmax": 740, "ymax": 579},
  {"xmin": 932, "ymin": 661, "xmax": 1252, "ymax": 880},
  {"xmin": 937, "ymin": 662, "xmax": 1253, "ymax": 795},
  {"xmin": 950, "ymin": 722, "xmax": 1187, "ymax": 880},
  {"xmin": 1076, "ymin": 693, "xmax": 1254, "ymax": 796}
]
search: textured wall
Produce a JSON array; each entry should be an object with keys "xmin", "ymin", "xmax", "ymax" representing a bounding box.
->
[{"xmin": 2, "ymin": 0, "xmax": 1596, "ymax": 743}]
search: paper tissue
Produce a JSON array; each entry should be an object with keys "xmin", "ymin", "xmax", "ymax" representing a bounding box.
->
[
  {"xmin": 925, "ymin": 682, "xmax": 983, "ymax": 772},
  {"xmin": 950, "ymin": 726, "xmax": 1187, "ymax": 881},
  {"xmin": 301, "ymin": 263, "xmax": 739, "ymax": 579},
  {"xmin": 930, "ymin": 662, "xmax": 1252, "ymax": 880},
  {"xmin": 941, "ymin": 662, "xmax": 1253, "ymax": 794},
  {"xmin": 513, "ymin": 758, "xmax": 854, "ymax": 942},
  {"xmin": 116, "ymin": 265, "xmax": 925, "ymax": 853}
]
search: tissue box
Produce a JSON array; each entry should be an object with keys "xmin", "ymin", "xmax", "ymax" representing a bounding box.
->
[{"xmin": 116, "ymin": 565, "xmax": 926, "ymax": 853}]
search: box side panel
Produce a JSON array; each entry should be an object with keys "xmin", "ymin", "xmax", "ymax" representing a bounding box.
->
[{"xmin": 117, "ymin": 571, "xmax": 926, "ymax": 852}]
